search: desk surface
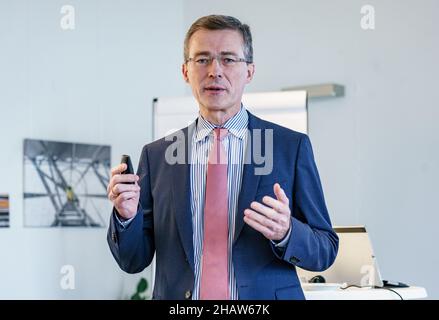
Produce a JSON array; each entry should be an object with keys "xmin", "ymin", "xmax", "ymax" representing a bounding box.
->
[{"xmin": 303, "ymin": 286, "xmax": 427, "ymax": 300}]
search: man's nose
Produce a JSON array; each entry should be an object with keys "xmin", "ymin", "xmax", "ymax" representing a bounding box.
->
[{"xmin": 208, "ymin": 58, "xmax": 223, "ymax": 78}]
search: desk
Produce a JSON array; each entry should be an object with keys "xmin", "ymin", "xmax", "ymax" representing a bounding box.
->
[{"xmin": 304, "ymin": 286, "xmax": 427, "ymax": 300}]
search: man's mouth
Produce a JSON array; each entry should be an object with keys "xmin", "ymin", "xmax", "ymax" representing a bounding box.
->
[{"xmin": 204, "ymin": 85, "xmax": 227, "ymax": 92}]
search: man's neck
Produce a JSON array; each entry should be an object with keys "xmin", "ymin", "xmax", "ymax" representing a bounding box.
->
[{"xmin": 199, "ymin": 105, "xmax": 241, "ymax": 126}]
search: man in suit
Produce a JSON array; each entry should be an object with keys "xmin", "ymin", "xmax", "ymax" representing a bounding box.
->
[{"xmin": 107, "ymin": 15, "xmax": 338, "ymax": 300}]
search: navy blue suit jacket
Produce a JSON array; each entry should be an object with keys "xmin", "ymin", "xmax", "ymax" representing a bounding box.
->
[{"xmin": 107, "ymin": 111, "xmax": 338, "ymax": 300}]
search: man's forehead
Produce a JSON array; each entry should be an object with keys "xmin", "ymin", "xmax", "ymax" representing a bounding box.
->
[{"xmin": 188, "ymin": 29, "xmax": 244, "ymax": 54}]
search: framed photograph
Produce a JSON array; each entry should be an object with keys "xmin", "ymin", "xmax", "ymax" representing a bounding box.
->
[
  {"xmin": 0, "ymin": 194, "xmax": 9, "ymax": 228},
  {"xmin": 23, "ymin": 139, "xmax": 111, "ymax": 227}
]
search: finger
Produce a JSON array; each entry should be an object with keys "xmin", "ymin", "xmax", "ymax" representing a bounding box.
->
[
  {"xmin": 108, "ymin": 190, "xmax": 116, "ymax": 201},
  {"xmin": 114, "ymin": 194, "xmax": 138, "ymax": 210},
  {"xmin": 108, "ymin": 166, "xmax": 132, "ymax": 193},
  {"xmin": 112, "ymin": 174, "xmax": 139, "ymax": 185},
  {"xmin": 243, "ymin": 214, "xmax": 275, "ymax": 239},
  {"xmin": 111, "ymin": 163, "xmax": 127, "ymax": 176},
  {"xmin": 262, "ymin": 196, "xmax": 290, "ymax": 216},
  {"xmin": 245, "ymin": 208, "xmax": 281, "ymax": 231},
  {"xmin": 118, "ymin": 191, "xmax": 139, "ymax": 201},
  {"xmin": 250, "ymin": 201, "xmax": 284, "ymax": 224},
  {"xmin": 274, "ymin": 183, "xmax": 289, "ymax": 205},
  {"xmin": 112, "ymin": 183, "xmax": 140, "ymax": 195}
]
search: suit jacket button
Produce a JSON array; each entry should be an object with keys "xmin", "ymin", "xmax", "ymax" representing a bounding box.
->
[
  {"xmin": 185, "ymin": 290, "xmax": 192, "ymax": 299},
  {"xmin": 289, "ymin": 256, "xmax": 300, "ymax": 264}
]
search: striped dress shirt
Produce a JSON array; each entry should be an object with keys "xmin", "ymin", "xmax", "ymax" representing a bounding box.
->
[{"xmin": 190, "ymin": 106, "xmax": 248, "ymax": 300}]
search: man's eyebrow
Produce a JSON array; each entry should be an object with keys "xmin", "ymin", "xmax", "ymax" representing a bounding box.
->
[
  {"xmin": 192, "ymin": 51, "xmax": 240, "ymax": 57},
  {"xmin": 220, "ymin": 51, "xmax": 239, "ymax": 56},
  {"xmin": 192, "ymin": 51, "xmax": 212, "ymax": 57}
]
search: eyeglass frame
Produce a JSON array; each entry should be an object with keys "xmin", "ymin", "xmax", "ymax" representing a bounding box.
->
[{"xmin": 185, "ymin": 54, "xmax": 252, "ymax": 67}]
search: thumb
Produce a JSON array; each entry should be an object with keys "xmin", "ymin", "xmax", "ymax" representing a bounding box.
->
[{"xmin": 274, "ymin": 183, "xmax": 289, "ymax": 205}]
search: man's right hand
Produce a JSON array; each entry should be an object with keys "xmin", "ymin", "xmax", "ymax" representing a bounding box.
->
[{"xmin": 107, "ymin": 163, "xmax": 140, "ymax": 220}]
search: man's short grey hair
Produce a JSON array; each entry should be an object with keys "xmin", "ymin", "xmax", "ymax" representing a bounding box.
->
[{"xmin": 184, "ymin": 15, "xmax": 253, "ymax": 63}]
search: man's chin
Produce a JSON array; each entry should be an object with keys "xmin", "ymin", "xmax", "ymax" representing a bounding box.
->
[{"xmin": 199, "ymin": 99, "xmax": 229, "ymax": 111}]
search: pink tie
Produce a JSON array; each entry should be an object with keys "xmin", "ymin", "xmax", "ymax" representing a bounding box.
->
[{"xmin": 200, "ymin": 128, "xmax": 230, "ymax": 300}]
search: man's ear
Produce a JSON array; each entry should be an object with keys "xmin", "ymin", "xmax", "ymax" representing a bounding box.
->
[
  {"xmin": 182, "ymin": 63, "xmax": 189, "ymax": 83},
  {"xmin": 245, "ymin": 63, "xmax": 255, "ymax": 84}
]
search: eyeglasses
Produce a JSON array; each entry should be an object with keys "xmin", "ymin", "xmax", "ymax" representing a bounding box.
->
[{"xmin": 185, "ymin": 54, "xmax": 250, "ymax": 68}]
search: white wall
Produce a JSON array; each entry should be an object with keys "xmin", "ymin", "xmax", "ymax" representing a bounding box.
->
[
  {"xmin": 0, "ymin": 0, "xmax": 184, "ymax": 298},
  {"xmin": 1, "ymin": 0, "xmax": 438, "ymax": 299},
  {"xmin": 183, "ymin": 0, "xmax": 439, "ymax": 298}
]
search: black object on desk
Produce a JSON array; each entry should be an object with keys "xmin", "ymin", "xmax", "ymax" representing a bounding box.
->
[
  {"xmin": 382, "ymin": 280, "xmax": 409, "ymax": 288},
  {"xmin": 309, "ymin": 275, "xmax": 326, "ymax": 283}
]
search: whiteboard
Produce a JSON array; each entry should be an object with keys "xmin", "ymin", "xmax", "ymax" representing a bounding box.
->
[{"xmin": 153, "ymin": 90, "xmax": 308, "ymax": 140}]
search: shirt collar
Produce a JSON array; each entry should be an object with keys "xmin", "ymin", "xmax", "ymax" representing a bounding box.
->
[{"xmin": 195, "ymin": 105, "xmax": 248, "ymax": 142}]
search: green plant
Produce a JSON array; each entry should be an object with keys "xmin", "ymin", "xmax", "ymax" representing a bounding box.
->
[{"xmin": 130, "ymin": 277, "xmax": 149, "ymax": 300}]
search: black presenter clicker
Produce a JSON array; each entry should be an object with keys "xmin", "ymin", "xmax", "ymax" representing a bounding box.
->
[{"xmin": 120, "ymin": 154, "xmax": 134, "ymax": 184}]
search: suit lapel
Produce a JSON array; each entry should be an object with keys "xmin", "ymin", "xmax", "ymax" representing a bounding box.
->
[
  {"xmin": 171, "ymin": 123, "xmax": 195, "ymax": 271},
  {"xmin": 234, "ymin": 112, "xmax": 263, "ymax": 244}
]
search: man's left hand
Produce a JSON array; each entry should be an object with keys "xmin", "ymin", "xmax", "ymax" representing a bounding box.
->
[{"xmin": 244, "ymin": 183, "xmax": 291, "ymax": 241}]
